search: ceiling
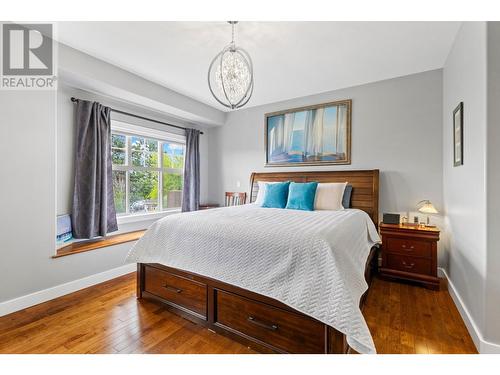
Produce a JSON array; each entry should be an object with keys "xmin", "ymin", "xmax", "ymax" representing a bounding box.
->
[{"xmin": 56, "ymin": 22, "xmax": 461, "ymax": 111}]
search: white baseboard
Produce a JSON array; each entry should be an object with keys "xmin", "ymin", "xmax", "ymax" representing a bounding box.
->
[
  {"xmin": 0, "ymin": 263, "xmax": 136, "ymax": 317},
  {"xmin": 438, "ymin": 267, "xmax": 500, "ymax": 354}
]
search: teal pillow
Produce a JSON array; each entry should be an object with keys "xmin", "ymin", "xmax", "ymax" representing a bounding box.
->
[
  {"xmin": 285, "ymin": 182, "xmax": 318, "ymax": 211},
  {"xmin": 261, "ymin": 181, "xmax": 290, "ymax": 208}
]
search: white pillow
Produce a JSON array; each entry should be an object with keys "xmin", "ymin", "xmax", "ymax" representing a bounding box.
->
[
  {"xmin": 314, "ymin": 182, "xmax": 347, "ymax": 211},
  {"xmin": 254, "ymin": 181, "xmax": 279, "ymax": 205}
]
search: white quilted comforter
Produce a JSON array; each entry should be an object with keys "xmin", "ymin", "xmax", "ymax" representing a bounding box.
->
[{"xmin": 125, "ymin": 204, "xmax": 381, "ymax": 354}]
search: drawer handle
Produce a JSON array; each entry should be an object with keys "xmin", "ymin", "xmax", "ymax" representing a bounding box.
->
[
  {"xmin": 401, "ymin": 261, "xmax": 415, "ymax": 269},
  {"xmin": 163, "ymin": 284, "xmax": 183, "ymax": 293},
  {"xmin": 401, "ymin": 245, "xmax": 415, "ymax": 251},
  {"xmin": 247, "ymin": 316, "xmax": 279, "ymax": 331}
]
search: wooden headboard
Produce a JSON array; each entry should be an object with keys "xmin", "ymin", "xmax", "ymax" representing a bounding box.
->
[{"xmin": 249, "ymin": 170, "xmax": 379, "ymax": 225}]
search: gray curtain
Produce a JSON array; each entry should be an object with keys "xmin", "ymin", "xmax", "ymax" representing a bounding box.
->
[
  {"xmin": 182, "ymin": 128, "xmax": 201, "ymax": 212},
  {"xmin": 71, "ymin": 100, "xmax": 118, "ymax": 238}
]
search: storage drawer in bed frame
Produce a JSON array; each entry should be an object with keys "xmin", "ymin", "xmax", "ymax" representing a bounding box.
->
[{"xmin": 137, "ymin": 245, "xmax": 377, "ymax": 354}]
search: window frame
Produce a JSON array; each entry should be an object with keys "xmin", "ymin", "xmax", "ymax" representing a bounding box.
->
[{"xmin": 111, "ymin": 120, "xmax": 186, "ymax": 220}]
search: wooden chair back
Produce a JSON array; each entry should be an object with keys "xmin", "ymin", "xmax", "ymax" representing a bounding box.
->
[{"xmin": 225, "ymin": 192, "xmax": 247, "ymax": 206}]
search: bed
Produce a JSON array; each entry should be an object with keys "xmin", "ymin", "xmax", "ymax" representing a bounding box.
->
[{"xmin": 127, "ymin": 170, "xmax": 380, "ymax": 354}]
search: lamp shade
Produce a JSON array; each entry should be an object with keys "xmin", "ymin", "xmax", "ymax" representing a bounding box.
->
[{"xmin": 417, "ymin": 200, "xmax": 438, "ymax": 214}]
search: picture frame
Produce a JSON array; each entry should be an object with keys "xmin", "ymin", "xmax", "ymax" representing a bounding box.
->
[
  {"xmin": 264, "ymin": 99, "xmax": 351, "ymax": 167},
  {"xmin": 453, "ymin": 102, "xmax": 464, "ymax": 167},
  {"xmin": 408, "ymin": 211, "xmax": 427, "ymax": 226},
  {"xmin": 56, "ymin": 214, "xmax": 73, "ymax": 244}
]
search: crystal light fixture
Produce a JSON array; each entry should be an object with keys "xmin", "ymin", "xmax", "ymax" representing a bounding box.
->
[{"xmin": 208, "ymin": 21, "xmax": 254, "ymax": 109}]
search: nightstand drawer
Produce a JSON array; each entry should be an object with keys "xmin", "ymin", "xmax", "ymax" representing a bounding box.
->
[
  {"xmin": 386, "ymin": 237, "xmax": 432, "ymax": 258},
  {"xmin": 386, "ymin": 254, "xmax": 431, "ymax": 275}
]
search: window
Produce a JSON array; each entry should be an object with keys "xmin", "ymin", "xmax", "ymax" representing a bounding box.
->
[{"xmin": 111, "ymin": 123, "xmax": 185, "ymax": 216}]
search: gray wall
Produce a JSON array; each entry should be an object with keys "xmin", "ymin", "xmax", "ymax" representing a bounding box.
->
[
  {"xmin": 442, "ymin": 22, "xmax": 487, "ymax": 346},
  {"xmin": 208, "ymin": 69, "xmax": 444, "ymax": 224},
  {"xmin": 58, "ymin": 43, "xmax": 225, "ymax": 126},
  {"xmin": 486, "ymin": 22, "xmax": 500, "ymax": 347},
  {"xmin": 0, "ymin": 89, "xmax": 138, "ymax": 303},
  {"xmin": 0, "ymin": 42, "xmax": 217, "ymax": 304}
]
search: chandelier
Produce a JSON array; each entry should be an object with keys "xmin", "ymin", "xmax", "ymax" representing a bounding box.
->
[{"xmin": 208, "ymin": 21, "xmax": 254, "ymax": 109}]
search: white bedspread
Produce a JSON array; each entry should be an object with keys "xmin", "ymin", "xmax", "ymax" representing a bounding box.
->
[{"xmin": 125, "ymin": 204, "xmax": 381, "ymax": 354}]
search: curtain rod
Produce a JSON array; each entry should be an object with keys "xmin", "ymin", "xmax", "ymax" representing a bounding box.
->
[{"xmin": 70, "ymin": 97, "xmax": 203, "ymax": 135}]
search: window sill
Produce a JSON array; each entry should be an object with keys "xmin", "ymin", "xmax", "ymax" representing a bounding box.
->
[
  {"xmin": 53, "ymin": 230, "xmax": 146, "ymax": 259},
  {"xmin": 117, "ymin": 209, "xmax": 181, "ymax": 224}
]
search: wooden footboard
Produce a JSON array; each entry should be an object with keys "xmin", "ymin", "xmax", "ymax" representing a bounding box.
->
[{"xmin": 136, "ymin": 245, "xmax": 378, "ymax": 354}]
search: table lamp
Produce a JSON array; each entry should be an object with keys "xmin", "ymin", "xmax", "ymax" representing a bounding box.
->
[{"xmin": 417, "ymin": 200, "xmax": 438, "ymax": 227}]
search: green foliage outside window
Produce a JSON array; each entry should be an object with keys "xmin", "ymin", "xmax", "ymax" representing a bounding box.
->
[{"xmin": 111, "ymin": 133, "xmax": 185, "ymax": 213}]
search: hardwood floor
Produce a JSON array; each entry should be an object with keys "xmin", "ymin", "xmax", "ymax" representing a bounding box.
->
[
  {"xmin": 0, "ymin": 273, "xmax": 477, "ymax": 354},
  {"xmin": 363, "ymin": 277, "xmax": 477, "ymax": 353}
]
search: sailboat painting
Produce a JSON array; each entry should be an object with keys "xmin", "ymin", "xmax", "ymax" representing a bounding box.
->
[{"xmin": 265, "ymin": 100, "xmax": 351, "ymax": 166}]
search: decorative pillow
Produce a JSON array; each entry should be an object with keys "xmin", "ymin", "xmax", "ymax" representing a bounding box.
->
[
  {"xmin": 285, "ymin": 182, "xmax": 319, "ymax": 211},
  {"xmin": 342, "ymin": 184, "xmax": 353, "ymax": 209},
  {"xmin": 261, "ymin": 181, "xmax": 290, "ymax": 208},
  {"xmin": 254, "ymin": 181, "xmax": 279, "ymax": 205},
  {"xmin": 314, "ymin": 182, "xmax": 347, "ymax": 210}
]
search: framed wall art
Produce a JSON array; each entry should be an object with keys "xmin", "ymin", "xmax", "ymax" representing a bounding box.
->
[
  {"xmin": 453, "ymin": 102, "xmax": 464, "ymax": 167},
  {"xmin": 265, "ymin": 100, "xmax": 351, "ymax": 166}
]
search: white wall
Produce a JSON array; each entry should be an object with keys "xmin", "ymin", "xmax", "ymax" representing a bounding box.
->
[
  {"xmin": 442, "ymin": 22, "xmax": 488, "ymax": 350},
  {"xmin": 208, "ymin": 69, "xmax": 444, "ymax": 226}
]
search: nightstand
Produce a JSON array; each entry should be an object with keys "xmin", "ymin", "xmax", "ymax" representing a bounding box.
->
[{"xmin": 379, "ymin": 223, "xmax": 440, "ymax": 290}]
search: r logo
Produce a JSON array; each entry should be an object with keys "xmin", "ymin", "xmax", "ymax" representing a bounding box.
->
[{"xmin": 2, "ymin": 23, "xmax": 53, "ymax": 75}]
